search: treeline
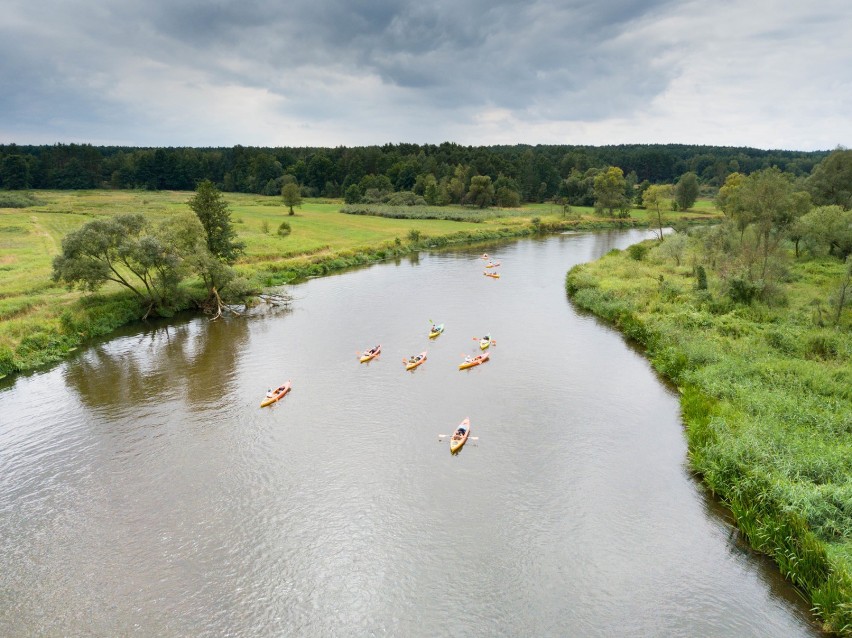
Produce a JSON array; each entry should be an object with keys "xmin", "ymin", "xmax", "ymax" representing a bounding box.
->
[{"xmin": 0, "ymin": 142, "xmax": 830, "ymax": 203}]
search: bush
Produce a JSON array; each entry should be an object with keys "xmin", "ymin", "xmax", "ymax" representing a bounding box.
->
[
  {"xmin": 277, "ymin": 221, "xmax": 291, "ymax": 237},
  {"xmin": 627, "ymin": 243, "xmax": 649, "ymax": 261},
  {"xmin": 695, "ymin": 264, "xmax": 708, "ymax": 290},
  {"xmin": 407, "ymin": 229, "xmax": 421, "ymax": 243},
  {"xmin": 0, "ymin": 192, "xmax": 41, "ymax": 208},
  {"xmin": 728, "ymin": 276, "xmax": 763, "ymax": 304}
]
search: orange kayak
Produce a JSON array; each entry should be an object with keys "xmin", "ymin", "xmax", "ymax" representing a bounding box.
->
[
  {"xmin": 458, "ymin": 351, "xmax": 490, "ymax": 370},
  {"xmin": 404, "ymin": 351, "xmax": 427, "ymax": 371},
  {"xmin": 359, "ymin": 345, "xmax": 381, "ymax": 363},
  {"xmin": 260, "ymin": 380, "xmax": 292, "ymax": 407},
  {"xmin": 483, "ymin": 271, "xmax": 500, "ymax": 279}
]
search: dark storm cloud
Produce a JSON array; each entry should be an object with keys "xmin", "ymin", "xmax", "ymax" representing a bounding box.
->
[
  {"xmin": 2, "ymin": 0, "xmax": 849, "ymax": 147},
  {"xmin": 19, "ymin": 0, "xmax": 676, "ymax": 118}
]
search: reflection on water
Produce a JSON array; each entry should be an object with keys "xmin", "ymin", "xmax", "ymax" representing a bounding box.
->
[{"xmin": 0, "ymin": 230, "xmax": 823, "ymax": 637}]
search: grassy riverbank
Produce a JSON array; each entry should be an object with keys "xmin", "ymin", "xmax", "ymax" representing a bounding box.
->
[
  {"xmin": 566, "ymin": 244, "xmax": 852, "ymax": 634},
  {"xmin": 0, "ymin": 189, "xmax": 717, "ymax": 378}
]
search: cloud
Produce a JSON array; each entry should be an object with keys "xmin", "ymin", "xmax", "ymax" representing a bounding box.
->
[{"xmin": 1, "ymin": 0, "xmax": 850, "ymax": 149}]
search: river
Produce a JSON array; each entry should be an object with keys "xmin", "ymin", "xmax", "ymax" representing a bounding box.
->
[{"xmin": 0, "ymin": 229, "xmax": 824, "ymax": 636}]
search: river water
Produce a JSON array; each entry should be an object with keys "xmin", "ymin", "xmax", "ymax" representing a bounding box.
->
[{"xmin": 0, "ymin": 230, "xmax": 823, "ymax": 636}]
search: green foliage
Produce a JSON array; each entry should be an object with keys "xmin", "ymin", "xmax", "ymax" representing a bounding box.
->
[
  {"xmin": 467, "ymin": 175, "xmax": 495, "ymax": 208},
  {"xmin": 653, "ymin": 232, "xmax": 688, "ymax": 266},
  {"xmin": 593, "ymin": 166, "xmax": 629, "ymax": 217},
  {"xmin": 727, "ymin": 276, "xmax": 763, "ymax": 304},
  {"xmin": 807, "ymin": 148, "xmax": 852, "ymax": 210},
  {"xmin": 406, "ymin": 229, "xmax": 421, "ymax": 242},
  {"xmin": 798, "ymin": 205, "xmax": 852, "ymax": 260},
  {"xmin": 695, "ymin": 264, "xmax": 708, "ymax": 290},
  {"xmin": 281, "ymin": 182, "xmax": 302, "ymax": 214},
  {"xmin": 188, "ymin": 179, "xmax": 245, "ymax": 262},
  {"xmin": 340, "ymin": 204, "xmax": 530, "ymax": 222},
  {"xmin": 642, "ymin": 184, "xmax": 673, "ymax": 240},
  {"xmin": 674, "ymin": 171, "xmax": 700, "ymax": 210},
  {"xmin": 0, "ymin": 191, "xmax": 41, "ymax": 208},
  {"xmin": 344, "ymin": 183, "xmax": 363, "ymax": 204},
  {"xmin": 51, "ymin": 213, "xmax": 197, "ymax": 313},
  {"xmin": 277, "ymin": 221, "xmax": 291, "ymax": 236},
  {"xmin": 627, "ymin": 243, "xmax": 649, "ymax": 261}
]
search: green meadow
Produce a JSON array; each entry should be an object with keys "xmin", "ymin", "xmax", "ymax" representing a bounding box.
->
[
  {"xmin": 566, "ymin": 242, "xmax": 852, "ymax": 634},
  {"xmin": 0, "ymin": 190, "xmax": 717, "ymax": 377}
]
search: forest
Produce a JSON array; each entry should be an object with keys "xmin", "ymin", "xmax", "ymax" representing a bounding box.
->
[{"xmin": 0, "ymin": 142, "xmax": 831, "ymax": 204}]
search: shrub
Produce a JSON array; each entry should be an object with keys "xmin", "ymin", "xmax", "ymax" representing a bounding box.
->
[
  {"xmin": 407, "ymin": 229, "xmax": 421, "ymax": 242},
  {"xmin": 695, "ymin": 264, "xmax": 708, "ymax": 290},
  {"xmin": 0, "ymin": 192, "xmax": 41, "ymax": 208},
  {"xmin": 728, "ymin": 276, "xmax": 763, "ymax": 304},
  {"xmin": 277, "ymin": 221, "xmax": 291, "ymax": 237},
  {"xmin": 627, "ymin": 243, "xmax": 649, "ymax": 261}
]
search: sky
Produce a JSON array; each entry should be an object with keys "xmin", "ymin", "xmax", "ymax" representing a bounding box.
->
[{"xmin": 1, "ymin": 0, "xmax": 850, "ymax": 151}]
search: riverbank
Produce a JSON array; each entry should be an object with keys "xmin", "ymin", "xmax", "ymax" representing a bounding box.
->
[
  {"xmin": 0, "ymin": 189, "xmax": 718, "ymax": 378},
  {"xmin": 565, "ymin": 243, "xmax": 852, "ymax": 634}
]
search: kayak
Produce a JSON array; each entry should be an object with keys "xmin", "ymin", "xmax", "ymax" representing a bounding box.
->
[
  {"xmin": 405, "ymin": 351, "xmax": 427, "ymax": 371},
  {"xmin": 359, "ymin": 344, "xmax": 381, "ymax": 363},
  {"xmin": 458, "ymin": 351, "xmax": 490, "ymax": 370},
  {"xmin": 428, "ymin": 323, "xmax": 445, "ymax": 339},
  {"xmin": 449, "ymin": 418, "xmax": 471, "ymax": 454},
  {"xmin": 483, "ymin": 271, "xmax": 500, "ymax": 279},
  {"xmin": 480, "ymin": 253, "xmax": 489, "ymax": 260},
  {"xmin": 479, "ymin": 334, "xmax": 492, "ymax": 350},
  {"xmin": 260, "ymin": 380, "xmax": 292, "ymax": 407},
  {"xmin": 485, "ymin": 261, "xmax": 500, "ymax": 268}
]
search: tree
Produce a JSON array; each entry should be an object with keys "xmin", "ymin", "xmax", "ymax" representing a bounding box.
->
[
  {"xmin": 188, "ymin": 179, "xmax": 245, "ymax": 263},
  {"xmin": 494, "ymin": 175, "xmax": 521, "ymax": 208},
  {"xmin": 725, "ymin": 167, "xmax": 811, "ymax": 280},
  {"xmin": 593, "ymin": 166, "xmax": 628, "ymax": 216},
  {"xmin": 674, "ymin": 172, "xmax": 699, "ymax": 211},
  {"xmin": 655, "ymin": 232, "xmax": 688, "ymax": 266},
  {"xmin": 806, "ymin": 148, "xmax": 852, "ymax": 210},
  {"xmin": 466, "ymin": 175, "xmax": 495, "ymax": 208},
  {"xmin": 344, "ymin": 184, "xmax": 362, "ymax": 204},
  {"xmin": 832, "ymin": 257, "xmax": 852, "ymax": 324},
  {"xmin": 51, "ymin": 213, "xmax": 192, "ymax": 316},
  {"xmin": 0, "ymin": 155, "xmax": 32, "ymax": 189},
  {"xmin": 642, "ymin": 184, "xmax": 673, "ymax": 240},
  {"xmin": 716, "ymin": 172, "xmax": 745, "ymax": 218},
  {"xmin": 282, "ymin": 182, "xmax": 302, "ymax": 214},
  {"xmin": 797, "ymin": 205, "xmax": 852, "ymax": 260}
]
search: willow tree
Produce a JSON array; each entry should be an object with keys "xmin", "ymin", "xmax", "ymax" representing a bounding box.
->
[{"xmin": 52, "ymin": 213, "xmax": 192, "ymax": 317}]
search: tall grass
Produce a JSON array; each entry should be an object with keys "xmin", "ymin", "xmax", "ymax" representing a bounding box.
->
[{"xmin": 566, "ymin": 242, "xmax": 852, "ymax": 634}]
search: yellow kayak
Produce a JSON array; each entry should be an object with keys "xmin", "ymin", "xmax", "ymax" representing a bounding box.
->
[
  {"xmin": 260, "ymin": 380, "xmax": 292, "ymax": 407},
  {"xmin": 449, "ymin": 418, "xmax": 471, "ymax": 454},
  {"xmin": 429, "ymin": 323, "xmax": 444, "ymax": 339},
  {"xmin": 404, "ymin": 351, "xmax": 427, "ymax": 371},
  {"xmin": 359, "ymin": 345, "xmax": 381, "ymax": 363}
]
